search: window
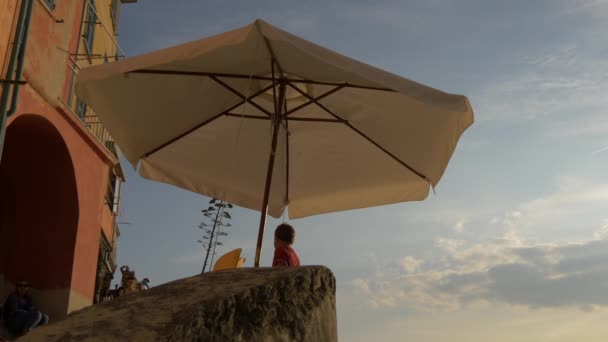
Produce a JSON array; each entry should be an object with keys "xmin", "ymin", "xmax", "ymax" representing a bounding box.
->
[
  {"xmin": 43, "ymin": 0, "xmax": 55, "ymax": 10},
  {"xmin": 76, "ymin": 98, "xmax": 87, "ymax": 119},
  {"xmin": 93, "ymin": 232, "xmax": 114, "ymax": 304},
  {"xmin": 105, "ymin": 171, "xmax": 118, "ymax": 212},
  {"xmin": 83, "ymin": 1, "xmax": 97, "ymax": 54},
  {"xmin": 110, "ymin": 0, "xmax": 119, "ymax": 28}
]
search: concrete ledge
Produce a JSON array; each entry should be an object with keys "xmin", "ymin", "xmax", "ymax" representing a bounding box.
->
[{"xmin": 23, "ymin": 266, "xmax": 337, "ymax": 342}]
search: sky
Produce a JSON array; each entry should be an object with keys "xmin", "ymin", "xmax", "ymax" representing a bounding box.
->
[{"xmin": 112, "ymin": 1, "xmax": 608, "ymax": 341}]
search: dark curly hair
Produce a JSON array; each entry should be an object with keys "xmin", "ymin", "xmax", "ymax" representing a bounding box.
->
[{"xmin": 275, "ymin": 223, "xmax": 296, "ymax": 244}]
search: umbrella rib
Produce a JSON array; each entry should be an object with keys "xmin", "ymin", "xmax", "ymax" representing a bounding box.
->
[
  {"xmin": 292, "ymin": 79, "xmax": 394, "ymax": 92},
  {"xmin": 224, "ymin": 113, "xmax": 270, "ymax": 120},
  {"xmin": 130, "ymin": 70, "xmax": 395, "ymax": 92},
  {"xmin": 224, "ymin": 114, "xmax": 343, "ymax": 123},
  {"xmin": 144, "ymin": 112, "xmax": 225, "ymax": 158},
  {"xmin": 287, "ymin": 117, "xmax": 345, "ymax": 123},
  {"xmin": 131, "ymin": 69, "xmax": 272, "ymax": 80},
  {"xmin": 209, "ymin": 76, "xmax": 272, "ymax": 117},
  {"xmin": 286, "ymin": 81, "xmax": 430, "ymax": 183},
  {"xmin": 143, "ymin": 84, "xmax": 275, "ymax": 157},
  {"xmin": 285, "ymin": 85, "xmax": 345, "ymax": 116}
]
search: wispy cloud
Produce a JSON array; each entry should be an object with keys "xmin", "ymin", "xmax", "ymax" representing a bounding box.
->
[
  {"xmin": 591, "ymin": 145, "xmax": 608, "ymax": 155},
  {"xmin": 453, "ymin": 218, "xmax": 466, "ymax": 233},
  {"xmin": 399, "ymin": 256, "xmax": 423, "ymax": 273},
  {"xmin": 353, "ymin": 230, "xmax": 608, "ymax": 311},
  {"xmin": 514, "ymin": 177, "xmax": 608, "ymax": 239},
  {"xmin": 352, "ymin": 177, "xmax": 608, "ymax": 311},
  {"xmin": 473, "ymin": 43, "xmax": 608, "ymax": 132}
]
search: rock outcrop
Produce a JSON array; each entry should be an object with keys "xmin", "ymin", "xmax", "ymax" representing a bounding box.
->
[{"xmin": 23, "ymin": 266, "xmax": 337, "ymax": 342}]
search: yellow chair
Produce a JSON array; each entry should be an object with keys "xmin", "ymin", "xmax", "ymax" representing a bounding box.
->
[{"xmin": 213, "ymin": 248, "xmax": 244, "ymax": 271}]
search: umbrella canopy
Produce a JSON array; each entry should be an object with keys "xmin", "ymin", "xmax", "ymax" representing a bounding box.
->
[{"xmin": 76, "ymin": 19, "xmax": 474, "ymax": 266}]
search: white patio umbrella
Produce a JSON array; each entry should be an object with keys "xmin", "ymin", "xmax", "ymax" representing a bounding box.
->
[{"xmin": 76, "ymin": 19, "xmax": 474, "ymax": 267}]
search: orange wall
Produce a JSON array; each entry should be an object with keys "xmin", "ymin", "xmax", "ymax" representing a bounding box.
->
[
  {"xmin": 0, "ymin": 0, "xmax": 19, "ymax": 77},
  {"xmin": 8, "ymin": 85, "xmax": 113, "ymax": 302},
  {"xmin": 1, "ymin": 0, "xmax": 120, "ymax": 312},
  {"xmin": 25, "ymin": 0, "xmax": 84, "ymax": 106}
]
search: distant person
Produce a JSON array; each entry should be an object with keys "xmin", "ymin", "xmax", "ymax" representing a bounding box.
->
[
  {"xmin": 272, "ymin": 223, "xmax": 301, "ymax": 267},
  {"xmin": 2, "ymin": 281, "xmax": 49, "ymax": 336},
  {"xmin": 140, "ymin": 278, "xmax": 150, "ymax": 290}
]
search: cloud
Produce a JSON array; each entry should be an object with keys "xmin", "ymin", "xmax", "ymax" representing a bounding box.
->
[
  {"xmin": 593, "ymin": 220, "xmax": 608, "ymax": 239},
  {"xmin": 453, "ymin": 218, "xmax": 466, "ymax": 233},
  {"xmin": 352, "ymin": 278, "xmax": 371, "ymax": 295},
  {"xmin": 352, "ymin": 178, "xmax": 608, "ymax": 311},
  {"xmin": 511, "ymin": 177, "xmax": 608, "ymax": 240},
  {"xmin": 472, "ymin": 43, "xmax": 608, "ymax": 134},
  {"xmin": 510, "ymin": 211, "xmax": 522, "ymax": 218},
  {"xmin": 521, "ymin": 184, "xmax": 608, "ymax": 214},
  {"xmin": 592, "ymin": 146, "xmax": 608, "ymax": 155},
  {"xmin": 353, "ymin": 230, "xmax": 608, "ymax": 311},
  {"xmin": 487, "ymin": 240, "xmax": 608, "ymax": 309},
  {"xmin": 399, "ymin": 256, "xmax": 423, "ymax": 273}
]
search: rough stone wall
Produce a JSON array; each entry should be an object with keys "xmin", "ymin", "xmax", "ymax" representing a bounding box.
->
[{"xmin": 23, "ymin": 266, "xmax": 338, "ymax": 342}]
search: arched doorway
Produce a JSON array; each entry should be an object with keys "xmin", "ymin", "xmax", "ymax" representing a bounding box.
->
[{"xmin": 0, "ymin": 114, "xmax": 79, "ymax": 302}]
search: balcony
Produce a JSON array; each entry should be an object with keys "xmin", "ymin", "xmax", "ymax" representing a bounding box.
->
[{"xmin": 62, "ymin": 0, "xmax": 128, "ymax": 159}]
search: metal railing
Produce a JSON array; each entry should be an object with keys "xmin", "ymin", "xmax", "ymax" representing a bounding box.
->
[
  {"xmin": 62, "ymin": 0, "xmax": 127, "ymax": 159},
  {"xmin": 83, "ymin": 114, "xmax": 116, "ymax": 155}
]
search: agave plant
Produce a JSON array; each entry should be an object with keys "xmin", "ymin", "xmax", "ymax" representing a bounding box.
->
[{"xmin": 196, "ymin": 198, "xmax": 234, "ymax": 273}]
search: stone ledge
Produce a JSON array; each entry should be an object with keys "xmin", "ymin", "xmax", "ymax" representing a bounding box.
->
[{"xmin": 23, "ymin": 266, "xmax": 337, "ymax": 342}]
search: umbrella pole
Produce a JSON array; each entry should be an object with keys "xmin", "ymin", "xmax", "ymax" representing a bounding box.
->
[
  {"xmin": 254, "ymin": 123, "xmax": 279, "ymax": 267},
  {"xmin": 254, "ymin": 121, "xmax": 279, "ymax": 267},
  {"xmin": 254, "ymin": 81, "xmax": 285, "ymax": 267}
]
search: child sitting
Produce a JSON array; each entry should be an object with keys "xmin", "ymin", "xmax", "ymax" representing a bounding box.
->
[{"xmin": 272, "ymin": 223, "xmax": 301, "ymax": 267}]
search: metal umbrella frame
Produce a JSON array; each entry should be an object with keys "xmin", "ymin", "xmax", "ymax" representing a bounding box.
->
[{"xmin": 77, "ymin": 20, "xmax": 473, "ymax": 268}]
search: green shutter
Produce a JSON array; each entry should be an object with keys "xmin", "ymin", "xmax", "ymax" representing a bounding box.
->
[{"xmin": 84, "ymin": 1, "xmax": 97, "ymax": 53}]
